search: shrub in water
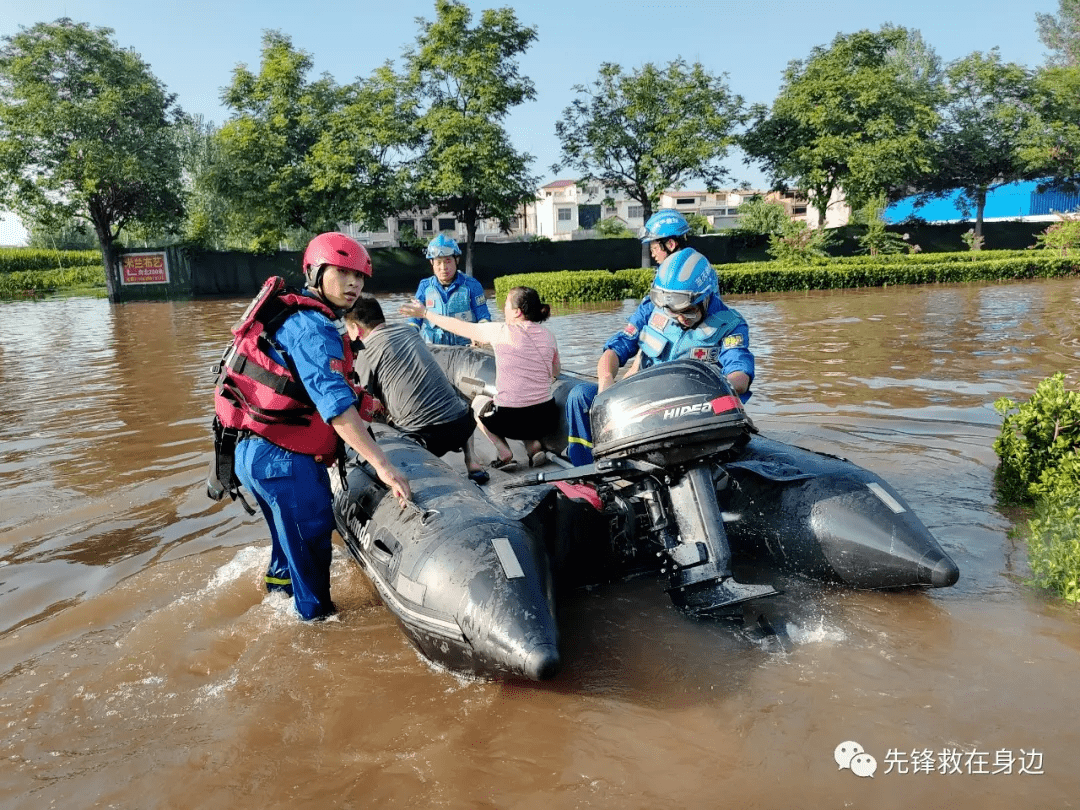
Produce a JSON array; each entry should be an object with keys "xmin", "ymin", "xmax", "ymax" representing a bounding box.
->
[
  {"xmin": 1026, "ymin": 488, "xmax": 1080, "ymax": 603},
  {"xmin": 993, "ymin": 373, "xmax": 1080, "ymax": 505},
  {"xmin": 994, "ymin": 373, "xmax": 1080, "ymax": 603}
]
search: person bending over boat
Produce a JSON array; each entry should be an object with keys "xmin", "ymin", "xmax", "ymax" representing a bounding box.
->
[
  {"xmin": 408, "ymin": 234, "xmax": 492, "ymax": 346},
  {"xmin": 400, "ymin": 286, "xmax": 560, "ymax": 470},
  {"xmin": 565, "ymin": 209, "xmax": 755, "ymax": 467},
  {"xmin": 214, "ymin": 233, "xmax": 411, "ymax": 622},
  {"xmin": 344, "ymin": 296, "xmax": 490, "ymax": 485}
]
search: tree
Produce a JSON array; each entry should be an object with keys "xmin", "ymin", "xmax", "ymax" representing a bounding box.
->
[
  {"xmin": 405, "ymin": 0, "xmax": 539, "ymax": 275},
  {"xmin": 685, "ymin": 212, "xmax": 712, "ymax": 235},
  {"xmin": 212, "ymin": 32, "xmax": 416, "ymax": 251},
  {"xmin": 743, "ymin": 25, "xmax": 941, "ymax": 226},
  {"xmin": 732, "ymin": 196, "xmax": 789, "ymax": 238},
  {"xmin": 26, "ymin": 216, "xmax": 97, "ymax": 250},
  {"xmin": 767, "ymin": 219, "xmax": 834, "ymax": 263},
  {"xmin": 1032, "ymin": 211, "xmax": 1080, "ymax": 255},
  {"xmin": 916, "ymin": 50, "xmax": 1035, "ymax": 245},
  {"xmin": 1019, "ymin": 2, "xmax": 1080, "ymax": 191},
  {"xmin": 855, "ymin": 193, "xmax": 908, "ymax": 256},
  {"xmin": 0, "ymin": 19, "xmax": 185, "ymax": 301},
  {"xmin": 594, "ymin": 217, "xmax": 633, "ymax": 239},
  {"xmin": 172, "ymin": 114, "xmax": 233, "ymax": 249},
  {"xmin": 1018, "ymin": 66, "xmax": 1080, "ymax": 188},
  {"xmin": 1037, "ymin": 0, "xmax": 1080, "ymax": 67},
  {"xmin": 555, "ymin": 59, "xmax": 745, "ymax": 266}
]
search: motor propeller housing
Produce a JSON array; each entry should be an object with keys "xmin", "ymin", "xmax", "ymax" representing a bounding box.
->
[{"xmin": 590, "ymin": 360, "xmax": 752, "ymax": 467}]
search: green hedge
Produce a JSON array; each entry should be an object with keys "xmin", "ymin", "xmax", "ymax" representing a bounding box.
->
[
  {"xmin": 0, "ymin": 265, "xmax": 106, "ymax": 296},
  {"xmin": 994, "ymin": 373, "xmax": 1080, "ymax": 603},
  {"xmin": 494, "ymin": 269, "xmax": 652, "ymax": 304},
  {"xmin": 0, "ymin": 247, "xmax": 102, "ymax": 273},
  {"xmin": 715, "ymin": 255, "xmax": 1080, "ymax": 294},
  {"xmin": 496, "ymin": 252, "xmax": 1080, "ymax": 303},
  {"xmin": 789, "ymin": 249, "xmax": 1036, "ymax": 266}
]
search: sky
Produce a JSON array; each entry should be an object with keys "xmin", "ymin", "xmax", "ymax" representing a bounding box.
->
[{"xmin": 0, "ymin": 0, "xmax": 1061, "ymax": 245}]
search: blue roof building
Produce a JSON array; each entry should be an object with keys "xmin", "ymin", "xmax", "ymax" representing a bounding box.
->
[{"xmin": 885, "ymin": 180, "xmax": 1080, "ymax": 224}]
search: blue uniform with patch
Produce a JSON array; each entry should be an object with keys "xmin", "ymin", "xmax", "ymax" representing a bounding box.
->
[
  {"xmin": 411, "ymin": 273, "xmax": 491, "ymax": 346},
  {"xmin": 565, "ymin": 298, "xmax": 755, "ymax": 466},
  {"xmin": 233, "ymin": 297, "xmax": 357, "ymax": 620}
]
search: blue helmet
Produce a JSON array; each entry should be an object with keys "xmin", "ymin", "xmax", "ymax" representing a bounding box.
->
[
  {"xmin": 426, "ymin": 233, "xmax": 461, "ymax": 259},
  {"xmin": 639, "ymin": 209, "xmax": 690, "ymax": 243},
  {"xmin": 649, "ymin": 249, "xmax": 717, "ymax": 314}
]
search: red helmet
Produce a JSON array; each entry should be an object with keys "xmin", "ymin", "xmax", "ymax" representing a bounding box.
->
[{"xmin": 302, "ymin": 232, "xmax": 372, "ymax": 288}]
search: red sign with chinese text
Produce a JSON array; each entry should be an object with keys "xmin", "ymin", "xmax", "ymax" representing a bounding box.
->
[{"xmin": 121, "ymin": 252, "xmax": 169, "ymax": 285}]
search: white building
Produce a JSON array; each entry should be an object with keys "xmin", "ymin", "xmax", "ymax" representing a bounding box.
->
[
  {"xmin": 342, "ymin": 180, "xmax": 847, "ymax": 246},
  {"xmin": 802, "ymin": 187, "xmax": 852, "ymax": 230},
  {"xmin": 524, "ymin": 181, "xmax": 851, "ymax": 241}
]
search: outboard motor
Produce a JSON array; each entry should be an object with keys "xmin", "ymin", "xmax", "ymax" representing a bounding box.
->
[
  {"xmin": 590, "ymin": 360, "xmax": 751, "ymax": 466},
  {"xmin": 589, "ymin": 360, "xmax": 778, "ymax": 613}
]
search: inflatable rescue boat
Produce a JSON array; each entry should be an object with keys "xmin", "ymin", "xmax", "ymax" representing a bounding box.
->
[{"xmin": 332, "ymin": 347, "xmax": 959, "ymax": 681}]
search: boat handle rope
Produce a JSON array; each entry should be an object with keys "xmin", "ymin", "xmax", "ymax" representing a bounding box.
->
[{"xmin": 402, "ymin": 498, "xmax": 440, "ymax": 524}]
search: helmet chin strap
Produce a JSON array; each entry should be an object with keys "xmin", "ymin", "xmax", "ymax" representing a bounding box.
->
[
  {"xmin": 306, "ymin": 263, "xmax": 326, "ymax": 292},
  {"xmin": 307, "ymin": 268, "xmax": 338, "ymax": 310}
]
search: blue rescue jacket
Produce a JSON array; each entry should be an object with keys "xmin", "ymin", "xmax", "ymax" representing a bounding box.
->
[
  {"xmin": 411, "ymin": 274, "xmax": 491, "ymax": 346},
  {"xmin": 604, "ymin": 299, "xmax": 755, "ymax": 387}
]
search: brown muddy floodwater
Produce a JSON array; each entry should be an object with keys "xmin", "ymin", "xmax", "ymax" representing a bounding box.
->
[{"xmin": 1, "ymin": 278, "xmax": 1079, "ymax": 810}]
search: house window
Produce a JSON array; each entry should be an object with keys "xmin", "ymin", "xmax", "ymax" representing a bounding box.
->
[
  {"xmin": 793, "ymin": 206, "xmax": 807, "ymax": 215},
  {"xmin": 605, "ymin": 206, "xmax": 617, "ymax": 216},
  {"xmin": 676, "ymin": 197, "xmax": 696, "ymax": 205},
  {"xmin": 507, "ymin": 217, "xmax": 519, "ymax": 229},
  {"xmin": 726, "ymin": 207, "xmax": 739, "ymax": 215},
  {"xmin": 422, "ymin": 218, "xmax": 433, "ymax": 232},
  {"xmin": 438, "ymin": 218, "xmax": 456, "ymax": 231},
  {"xmin": 628, "ymin": 205, "xmax": 643, "ymax": 218},
  {"xmin": 557, "ymin": 208, "xmax": 572, "ymax": 221}
]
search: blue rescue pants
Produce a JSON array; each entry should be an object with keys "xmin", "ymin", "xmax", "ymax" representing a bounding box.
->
[
  {"xmin": 234, "ymin": 436, "xmax": 335, "ymax": 620},
  {"xmin": 565, "ymin": 382, "xmax": 599, "ymax": 467}
]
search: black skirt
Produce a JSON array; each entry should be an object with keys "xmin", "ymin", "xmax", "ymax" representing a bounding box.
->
[{"xmin": 478, "ymin": 398, "xmax": 559, "ymax": 440}]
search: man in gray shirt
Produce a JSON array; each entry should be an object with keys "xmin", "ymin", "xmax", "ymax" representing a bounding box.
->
[{"xmin": 345, "ymin": 296, "xmax": 489, "ymax": 484}]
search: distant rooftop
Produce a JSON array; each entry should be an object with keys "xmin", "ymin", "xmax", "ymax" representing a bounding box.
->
[{"xmin": 886, "ymin": 180, "xmax": 1080, "ymax": 224}]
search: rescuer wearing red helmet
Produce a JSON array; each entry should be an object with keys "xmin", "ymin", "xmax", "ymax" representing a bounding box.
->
[{"xmin": 216, "ymin": 232, "xmax": 410, "ymax": 621}]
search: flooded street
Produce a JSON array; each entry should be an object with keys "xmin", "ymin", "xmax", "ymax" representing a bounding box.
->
[{"xmin": 1, "ymin": 278, "xmax": 1079, "ymax": 809}]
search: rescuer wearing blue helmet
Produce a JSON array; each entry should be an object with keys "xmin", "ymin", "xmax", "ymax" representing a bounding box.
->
[
  {"xmin": 409, "ymin": 234, "xmax": 492, "ymax": 346},
  {"xmin": 565, "ymin": 208, "xmax": 754, "ymax": 467},
  {"xmin": 563, "ymin": 211, "xmax": 769, "ymax": 608}
]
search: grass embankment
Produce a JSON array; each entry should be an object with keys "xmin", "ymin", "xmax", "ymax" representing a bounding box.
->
[
  {"xmin": 995, "ymin": 374, "xmax": 1080, "ymax": 604},
  {"xmin": 495, "ymin": 249, "xmax": 1080, "ymax": 303},
  {"xmin": 0, "ymin": 248, "xmax": 104, "ymax": 297}
]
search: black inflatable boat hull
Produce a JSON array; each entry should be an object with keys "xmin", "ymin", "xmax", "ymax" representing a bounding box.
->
[
  {"xmin": 429, "ymin": 345, "xmax": 958, "ymax": 591},
  {"xmin": 331, "ymin": 346, "xmax": 958, "ymax": 681},
  {"xmin": 332, "ymin": 429, "xmax": 560, "ymax": 681}
]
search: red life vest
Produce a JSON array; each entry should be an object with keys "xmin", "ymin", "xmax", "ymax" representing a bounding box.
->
[{"xmin": 213, "ymin": 276, "xmax": 356, "ymax": 461}]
